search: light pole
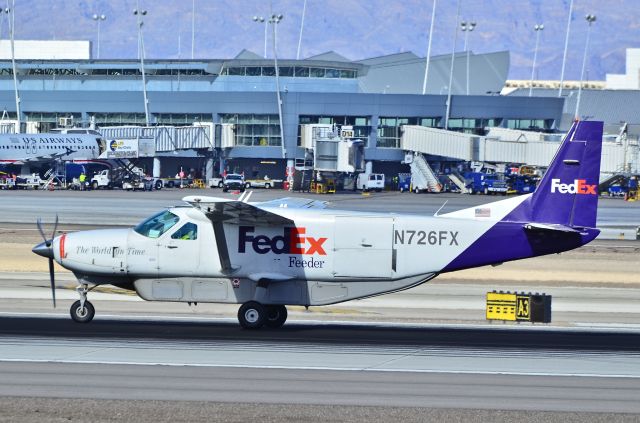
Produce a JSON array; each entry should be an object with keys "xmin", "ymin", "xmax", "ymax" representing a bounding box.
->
[
  {"xmin": 133, "ymin": 6, "xmax": 150, "ymax": 126},
  {"xmin": 558, "ymin": 0, "xmax": 574, "ymax": 97},
  {"xmin": 461, "ymin": 20, "xmax": 476, "ymax": 95},
  {"xmin": 4, "ymin": 3, "xmax": 19, "ymax": 132},
  {"xmin": 421, "ymin": 0, "xmax": 437, "ymax": 95},
  {"xmin": 296, "ymin": 0, "xmax": 307, "ymax": 60},
  {"xmin": 253, "ymin": 16, "xmax": 267, "ymax": 58},
  {"xmin": 529, "ymin": 24, "xmax": 544, "ymax": 97},
  {"xmin": 575, "ymin": 14, "xmax": 596, "ymax": 120},
  {"xmin": 269, "ymin": 14, "xmax": 286, "ymax": 158},
  {"xmin": 92, "ymin": 14, "xmax": 106, "ymax": 59},
  {"xmin": 445, "ymin": 0, "xmax": 461, "ymax": 130},
  {"xmin": 191, "ymin": 0, "xmax": 195, "ymax": 59}
]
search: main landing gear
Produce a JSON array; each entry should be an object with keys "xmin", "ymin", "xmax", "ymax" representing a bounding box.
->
[
  {"xmin": 70, "ymin": 283, "xmax": 95, "ymax": 323},
  {"xmin": 237, "ymin": 302, "xmax": 288, "ymax": 329}
]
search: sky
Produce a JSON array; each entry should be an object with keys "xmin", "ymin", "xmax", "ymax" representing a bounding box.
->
[{"xmin": 2, "ymin": 0, "xmax": 637, "ymax": 80}]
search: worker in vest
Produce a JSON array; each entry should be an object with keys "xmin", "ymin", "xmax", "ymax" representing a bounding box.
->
[{"xmin": 79, "ymin": 172, "xmax": 86, "ymax": 191}]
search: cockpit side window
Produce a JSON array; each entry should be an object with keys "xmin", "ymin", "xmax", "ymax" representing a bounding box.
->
[
  {"xmin": 171, "ymin": 222, "xmax": 198, "ymax": 240},
  {"xmin": 134, "ymin": 210, "xmax": 179, "ymax": 238}
]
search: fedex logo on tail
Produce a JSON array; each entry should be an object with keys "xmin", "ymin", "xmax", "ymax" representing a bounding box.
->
[{"xmin": 550, "ymin": 179, "xmax": 597, "ymax": 195}]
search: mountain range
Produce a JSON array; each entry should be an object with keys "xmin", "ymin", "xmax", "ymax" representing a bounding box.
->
[{"xmin": 4, "ymin": 0, "xmax": 637, "ymax": 81}]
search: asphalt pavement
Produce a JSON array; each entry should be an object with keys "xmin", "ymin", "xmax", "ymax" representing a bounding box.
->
[{"xmin": 1, "ymin": 189, "xmax": 639, "ymax": 229}]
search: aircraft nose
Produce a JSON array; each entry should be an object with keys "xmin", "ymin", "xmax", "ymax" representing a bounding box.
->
[{"xmin": 32, "ymin": 241, "xmax": 54, "ymax": 259}]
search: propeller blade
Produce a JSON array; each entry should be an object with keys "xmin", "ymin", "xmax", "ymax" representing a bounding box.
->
[
  {"xmin": 51, "ymin": 214, "xmax": 59, "ymax": 241},
  {"xmin": 36, "ymin": 217, "xmax": 49, "ymax": 246},
  {"xmin": 48, "ymin": 257, "xmax": 56, "ymax": 308}
]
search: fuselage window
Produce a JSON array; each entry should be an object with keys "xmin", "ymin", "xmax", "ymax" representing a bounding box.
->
[
  {"xmin": 134, "ymin": 210, "xmax": 180, "ymax": 239},
  {"xmin": 171, "ymin": 222, "xmax": 198, "ymax": 240}
]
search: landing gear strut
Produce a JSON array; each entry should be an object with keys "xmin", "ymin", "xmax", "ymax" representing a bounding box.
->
[
  {"xmin": 70, "ymin": 283, "xmax": 95, "ymax": 323},
  {"xmin": 237, "ymin": 302, "xmax": 288, "ymax": 329}
]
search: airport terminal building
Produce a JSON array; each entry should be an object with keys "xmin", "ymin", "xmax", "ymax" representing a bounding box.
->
[{"xmin": 0, "ymin": 49, "xmax": 565, "ymax": 177}]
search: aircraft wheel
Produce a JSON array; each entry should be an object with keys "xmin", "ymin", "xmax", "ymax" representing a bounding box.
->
[
  {"xmin": 70, "ymin": 300, "xmax": 95, "ymax": 323},
  {"xmin": 265, "ymin": 305, "xmax": 288, "ymax": 328},
  {"xmin": 238, "ymin": 301, "xmax": 266, "ymax": 329}
]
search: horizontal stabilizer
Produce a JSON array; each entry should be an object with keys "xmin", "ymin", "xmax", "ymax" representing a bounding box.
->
[{"xmin": 523, "ymin": 222, "xmax": 583, "ymax": 234}]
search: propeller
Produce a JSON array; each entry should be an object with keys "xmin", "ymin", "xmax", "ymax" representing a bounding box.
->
[{"xmin": 33, "ymin": 215, "xmax": 59, "ymax": 308}]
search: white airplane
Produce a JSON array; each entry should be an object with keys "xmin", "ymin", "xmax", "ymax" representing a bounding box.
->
[
  {"xmin": 33, "ymin": 120, "xmax": 603, "ymax": 329},
  {"xmin": 0, "ymin": 132, "xmax": 103, "ymax": 165}
]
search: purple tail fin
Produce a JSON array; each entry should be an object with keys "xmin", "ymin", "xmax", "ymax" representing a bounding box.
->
[{"xmin": 528, "ymin": 120, "xmax": 603, "ymax": 228}]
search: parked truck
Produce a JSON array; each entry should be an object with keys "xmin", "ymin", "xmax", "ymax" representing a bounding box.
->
[{"xmin": 465, "ymin": 172, "xmax": 508, "ymax": 195}]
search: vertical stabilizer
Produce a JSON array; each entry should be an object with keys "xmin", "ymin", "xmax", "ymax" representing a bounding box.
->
[{"xmin": 527, "ymin": 120, "xmax": 603, "ymax": 228}]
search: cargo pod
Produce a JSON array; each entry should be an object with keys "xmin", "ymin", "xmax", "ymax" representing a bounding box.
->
[{"xmin": 333, "ymin": 216, "xmax": 393, "ymax": 278}]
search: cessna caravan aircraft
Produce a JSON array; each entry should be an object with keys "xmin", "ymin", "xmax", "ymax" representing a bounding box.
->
[{"xmin": 33, "ymin": 120, "xmax": 603, "ymax": 329}]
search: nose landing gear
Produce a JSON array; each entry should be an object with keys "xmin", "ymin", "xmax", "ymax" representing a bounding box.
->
[
  {"xmin": 237, "ymin": 302, "xmax": 288, "ymax": 329},
  {"xmin": 70, "ymin": 283, "xmax": 95, "ymax": 323}
]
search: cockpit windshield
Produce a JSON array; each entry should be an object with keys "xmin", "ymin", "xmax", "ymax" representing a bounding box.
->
[{"xmin": 134, "ymin": 210, "xmax": 179, "ymax": 238}]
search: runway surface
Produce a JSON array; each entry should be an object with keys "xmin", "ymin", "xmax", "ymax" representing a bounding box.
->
[
  {"xmin": 1, "ymin": 189, "xmax": 639, "ymax": 229},
  {"xmin": 1, "ymin": 189, "xmax": 639, "ymax": 420},
  {"xmin": 0, "ymin": 314, "xmax": 639, "ymax": 416}
]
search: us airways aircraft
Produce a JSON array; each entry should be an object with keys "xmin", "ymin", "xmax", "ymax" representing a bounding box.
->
[
  {"xmin": 0, "ymin": 132, "xmax": 103, "ymax": 165},
  {"xmin": 33, "ymin": 120, "xmax": 603, "ymax": 329}
]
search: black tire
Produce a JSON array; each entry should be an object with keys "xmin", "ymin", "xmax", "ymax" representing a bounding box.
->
[
  {"xmin": 484, "ymin": 187, "xmax": 489, "ymax": 195},
  {"xmin": 70, "ymin": 300, "xmax": 95, "ymax": 323},
  {"xmin": 264, "ymin": 305, "xmax": 288, "ymax": 328},
  {"xmin": 414, "ymin": 187, "xmax": 420, "ymax": 194},
  {"xmin": 218, "ymin": 181, "xmax": 223, "ymax": 188},
  {"xmin": 238, "ymin": 301, "xmax": 266, "ymax": 329},
  {"xmin": 92, "ymin": 181, "xmax": 98, "ymax": 190},
  {"xmin": 155, "ymin": 180, "xmax": 163, "ymax": 190},
  {"xmin": 245, "ymin": 182, "xmax": 251, "ymax": 189},
  {"xmin": 167, "ymin": 181, "xmax": 175, "ymax": 188},
  {"xmin": 264, "ymin": 183, "xmax": 271, "ymax": 189}
]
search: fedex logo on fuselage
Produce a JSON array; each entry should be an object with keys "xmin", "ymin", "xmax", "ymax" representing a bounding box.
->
[
  {"xmin": 550, "ymin": 179, "xmax": 597, "ymax": 195},
  {"xmin": 238, "ymin": 226, "xmax": 327, "ymax": 255}
]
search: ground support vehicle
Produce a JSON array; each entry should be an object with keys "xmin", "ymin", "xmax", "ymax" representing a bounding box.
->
[
  {"xmin": 208, "ymin": 177, "xmax": 224, "ymax": 188},
  {"xmin": 163, "ymin": 177, "xmax": 193, "ymax": 188},
  {"xmin": 356, "ymin": 173, "xmax": 384, "ymax": 192},
  {"xmin": 222, "ymin": 174, "xmax": 245, "ymax": 192},
  {"xmin": 244, "ymin": 178, "xmax": 282, "ymax": 190},
  {"xmin": 398, "ymin": 173, "xmax": 411, "ymax": 192},
  {"xmin": 465, "ymin": 172, "xmax": 508, "ymax": 195},
  {"xmin": 15, "ymin": 174, "xmax": 44, "ymax": 190},
  {"xmin": 507, "ymin": 175, "xmax": 539, "ymax": 195}
]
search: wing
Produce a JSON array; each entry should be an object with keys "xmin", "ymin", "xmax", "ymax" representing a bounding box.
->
[
  {"xmin": 256, "ymin": 197, "xmax": 329, "ymax": 210},
  {"xmin": 182, "ymin": 195, "xmax": 293, "ymax": 226}
]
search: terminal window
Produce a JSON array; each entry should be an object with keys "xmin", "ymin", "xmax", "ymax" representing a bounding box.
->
[{"xmin": 221, "ymin": 114, "xmax": 281, "ymax": 146}]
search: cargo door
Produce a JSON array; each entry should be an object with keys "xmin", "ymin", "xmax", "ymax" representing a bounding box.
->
[{"xmin": 333, "ymin": 216, "xmax": 393, "ymax": 278}]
